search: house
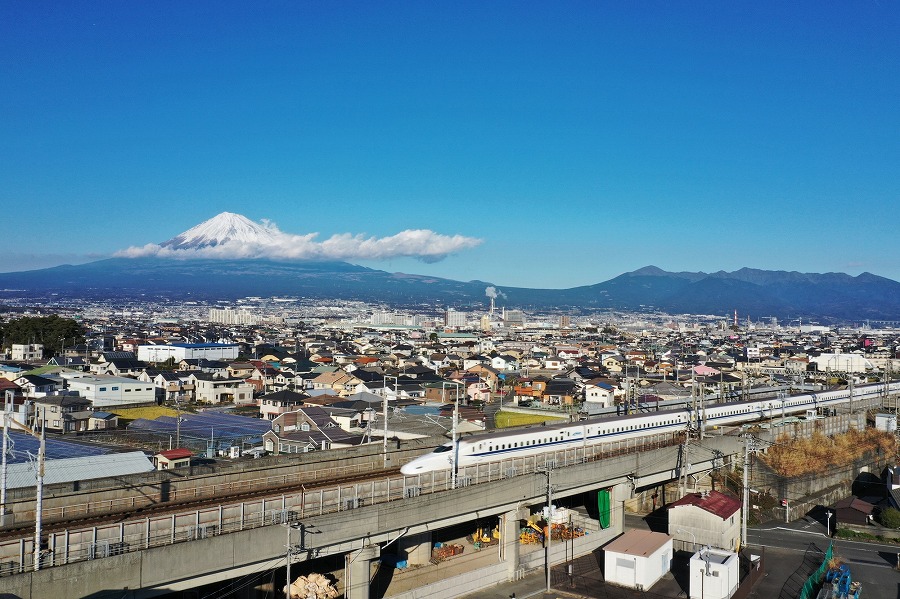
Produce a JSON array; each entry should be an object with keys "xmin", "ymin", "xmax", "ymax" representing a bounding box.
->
[
  {"xmin": 153, "ymin": 448, "xmax": 192, "ymax": 470},
  {"xmin": 104, "ymin": 357, "xmax": 149, "ymax": 377},
  {"xmin": 189, "ymin": 373, "xmax": 255, "ymax": 405},
  {"xmin": 11, "ymin": 374, "xmax": 58, "ymax": 398},
  {"xmin": 33, "ymin": 396, "xmax": 94, "ymax": 433},
  {"xmin": 603, "ymin": 529, "xmax": 672, "ymax": 591},
  {"xmin": 11, "ymin": 344, "xmax": 43, "ymax": 362},
  {"xmin": 886, "ymin": 465, "xmax": 900, "ymax": 510},
  {"xmin": 309, "ymin": 370, "xmax": 359, "ymax": 396},
  {"xmin": 583, "ymin": 380, "xmax": 615, "ymax": 407},
  {"xmin": 262, "ymin": 407, "xmax": 369, "ymax": 454},
  {"xmin": 47, "ymin": 356, "xmax": 88, "ymax": 371},
  {"xmin": 259, "ymin": 389, "xmax": 306, "ymax": 420},
  {"xmin": 602, "ymin": 355, "xmax": 626, "ymax": 373},
  {"xmin": 668, "ymin": 491, "xmax": 741, "ymax": 552},
  {"xmin": 833, "ymin": 496, "xmax": 874, "ymax": 527}
]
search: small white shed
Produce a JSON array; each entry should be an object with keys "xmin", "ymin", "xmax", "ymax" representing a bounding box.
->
[
  {"xmin": 603, "ymin": 529, "xmax": 673, "ymax": 591},
  {"xmin": 689, "ymin": 547, "xmax": 739, "ymax": 599}
]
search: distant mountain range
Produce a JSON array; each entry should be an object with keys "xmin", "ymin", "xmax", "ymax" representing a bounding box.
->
[
  {"xmin": 1, "ymin": 259, "xmax": 898, "ymax": 321},
  {"xmin": 1, "ymin": 212, "xmax": 898, "ymax": 321}
]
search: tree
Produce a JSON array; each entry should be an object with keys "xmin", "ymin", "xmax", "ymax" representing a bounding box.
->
[
  {"xmin": 879, "ymin": 507, "xmax": 900, "ymax": 529},
  {"xmin": 0, "ymin": 315, "xmax": 84, "ymax": 357}
]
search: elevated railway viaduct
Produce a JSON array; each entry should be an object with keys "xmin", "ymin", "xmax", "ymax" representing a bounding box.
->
[{"xmin": 1, "ymin": 432, "xmax": 744, "ymax": 599}]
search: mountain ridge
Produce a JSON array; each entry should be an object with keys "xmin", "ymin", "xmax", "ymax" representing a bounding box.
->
[
  {"xmin": 1, "ymin": 259, "xmax": 898, "ymax": 321},
  {"xmin": 2, "ymin": 212, "xmax": 897, "ymax": 320}
]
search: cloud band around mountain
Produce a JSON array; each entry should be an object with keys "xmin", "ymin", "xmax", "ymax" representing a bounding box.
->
[{"xmin": 115, "ymin": 228, "xmax": 483, "ymax": 263}]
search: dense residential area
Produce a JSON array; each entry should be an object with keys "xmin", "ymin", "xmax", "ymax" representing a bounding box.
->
[{"xmin": 2, "ymin": 299, "xmax": 899, "ymax": 455}]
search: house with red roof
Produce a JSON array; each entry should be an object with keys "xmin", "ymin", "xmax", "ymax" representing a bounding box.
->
[
  {"xmin": 667, "ymin": 490, "xmax": 741, "ymax": 552},
  {"xmin": 153, "ymin": 449, "xmax": 193, "ymax": 470}
]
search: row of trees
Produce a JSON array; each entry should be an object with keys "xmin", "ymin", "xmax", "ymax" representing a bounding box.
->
[{"xmin": 0, "ymin": 314, "xmax": 84, "ymax": 358}]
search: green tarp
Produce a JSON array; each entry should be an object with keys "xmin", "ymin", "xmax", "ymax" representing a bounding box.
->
[
  {"xmin": 799, "ymin": 542, "xmax": 833, "ymax": 599},
  {"xmin": 598, "ymin": 489, "xmax": 611, "ymax": 529}
]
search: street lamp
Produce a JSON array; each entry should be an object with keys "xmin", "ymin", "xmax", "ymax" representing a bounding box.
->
[
  {"xmin": 677, "ymin": 528, "xmax": 697, "ymax": 552},
  {"xmin": 826, "ymin": 510, "xmax": 832, "ymax": 537}
]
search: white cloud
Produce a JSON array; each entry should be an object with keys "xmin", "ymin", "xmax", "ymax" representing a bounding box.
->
[{"xmin": 115, "ymin": 226, "xmax": 482, "ymax": 263}]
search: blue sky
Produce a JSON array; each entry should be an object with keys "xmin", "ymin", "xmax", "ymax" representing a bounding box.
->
[{"xmin": 2, "ymin": 2, "xmax": 898, "ymax": 289}]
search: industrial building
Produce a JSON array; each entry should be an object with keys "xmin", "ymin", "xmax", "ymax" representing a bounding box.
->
[
  {"xmin": 137, "ymin": 343, "xmax": 240, "ymax": 364},
  {"xmin": 65, "ymin": 375, "xmax": 156, "ymax": 408}
]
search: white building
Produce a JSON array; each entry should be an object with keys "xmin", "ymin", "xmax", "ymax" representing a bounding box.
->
[
  {"xmin": 137, "ymin": 343, "xmax": 240, "ymax": 363},
  {"xmin": 603, "ymin": 529, "xmax": 672, "ymax": 591},
  {"xmin": 190, "ymin": 373, "xmax": 255, "ymax": 405},
  {"xmin": 66, "ymin": 375, "xmax": 156, "ymax": 408},
  {"xmin": 10, "ymin": 344, "xmax": 43, "ymax": 361},
  {"xmin": 444, "ymin": 309, "xmax": 467, "ymax": 328},
  {"xmin": 689, "ymin": 548, "xmax": 739, "ymax": 599},
  {"xmin": 810, "ymin": 352, "xmax": 875, "ymax": 374},
  {"xmin": 208, "ymin": 306, "xmax": 257, "ymax": 325}
]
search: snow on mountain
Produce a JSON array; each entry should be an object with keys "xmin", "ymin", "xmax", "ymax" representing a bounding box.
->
[
  {"xmin": 114, "ymin": 212, "xmax": 482, "ymax": 262},
  {"xmin": 160, "ymin": 212, "xmax": 281, "ymax": 250}
]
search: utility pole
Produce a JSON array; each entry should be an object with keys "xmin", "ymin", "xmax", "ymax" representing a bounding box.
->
[
  {"xmin": 1, "ymin": 389, "xmax": 11, "ymax": 523},
  {"xmin": 741, "ymin": 434, "xmax": 758, "ymax": 550},
  {"xmin": 36, "ymin": 423, "xmax": 45, "ymax": 571},
  {"xmin": 382, "ymin": 376, "xmax": 398, "ymax": 467},
  {"xmin": 451, "ymin": 382, "xmax": 459, "ymax": 490},
  {"xmin": 538, "ymin": 467, "xmax": 553, "ymax": 593}
]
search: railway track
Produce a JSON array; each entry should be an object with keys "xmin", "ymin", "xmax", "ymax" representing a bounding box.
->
[{"xmin": 0, "ymin": 466, "xmax": 402, "ymax": 542}]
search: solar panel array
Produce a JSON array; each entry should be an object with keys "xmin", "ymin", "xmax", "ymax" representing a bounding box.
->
[
  {"xmin": 2, "ymin": 431, "xmax": 113, "ymax": 465},
  {"xmin": 128, "ymin": 412, "xmax": 270, "ymax": 443}
]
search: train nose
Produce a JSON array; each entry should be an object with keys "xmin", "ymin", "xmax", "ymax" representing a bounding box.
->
[{"xmin": 400, "ymin": 463, "xmax": 423, "ymax": 475}]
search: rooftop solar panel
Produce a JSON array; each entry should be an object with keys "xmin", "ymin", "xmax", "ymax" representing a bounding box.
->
[{"xmin": 2, "ymin": 431, "xmax": 113, "ymax": 465}]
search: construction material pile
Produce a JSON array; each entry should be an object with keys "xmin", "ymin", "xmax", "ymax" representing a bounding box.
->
[
  {"xmin": 430, "ymin": 542, "xmax": 464, "ymax": 563},
  {"xmin": 518, "ymin": 522, "xmax": 586, "ymax": 544},
  {"xmin": 283, "ymin": 573, "xmax": 339, "ymax": 599}
]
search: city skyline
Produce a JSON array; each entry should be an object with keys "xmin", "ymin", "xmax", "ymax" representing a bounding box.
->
[{"xmin": 2, "ymin": 2, "xmax": 898, "ymax": 288}]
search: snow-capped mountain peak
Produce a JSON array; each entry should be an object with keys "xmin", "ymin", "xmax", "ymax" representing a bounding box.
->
[{"xmin": 160, "ymin": 212, "xmax": 280, "ymax": 250}]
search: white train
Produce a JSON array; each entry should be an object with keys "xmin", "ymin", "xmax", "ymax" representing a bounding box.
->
[{"xmin": 400, "ymin": 381, "xmax": 899, "ymax": 475}]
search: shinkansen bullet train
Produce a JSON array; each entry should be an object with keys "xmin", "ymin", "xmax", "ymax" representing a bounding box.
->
[{"xmin": 400, "ymin": 381, "xmax": 900, "ymax": 476}]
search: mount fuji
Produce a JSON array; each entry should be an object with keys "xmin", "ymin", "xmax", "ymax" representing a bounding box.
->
[
  {"xmin": 159, "ymin": 212, "xmax": 282, "ymax": 251},
  {"xmin": 1, "ymin": 213, "xmax": 899, "ymax": 319}
]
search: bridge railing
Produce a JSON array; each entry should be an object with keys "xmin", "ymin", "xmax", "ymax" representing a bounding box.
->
[{"xmin": 0, "ymin": 431, "xmax": 680, "ymax": 576}]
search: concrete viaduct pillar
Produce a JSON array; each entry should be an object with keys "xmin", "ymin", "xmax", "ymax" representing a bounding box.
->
[
  {"xmin": 398, "ymin": 531, "xmax": 431, "ymax": 565},
  {"xmin": 502, "ymin": 507, "xmax": 528, "ymax": 580},
  {"xmin": 344, "ymin": 545, "xmax": 380, "ymax": 599}
]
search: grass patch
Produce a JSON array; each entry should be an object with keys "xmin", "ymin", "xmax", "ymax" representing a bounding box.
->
[
  {"xmin": 835, "ymin": 528, "xmax": 900, "ymax": 544},
  {"xmin": 761, "ymin": 429, "xmax": 897, "ymax": 477},
  {"xmin": 110, "ymin": 406, "xmax": 180, "ymax": 423},
  {"xmin": 494, "ymin": 411, "xmax": 566, "ymax": 428}
]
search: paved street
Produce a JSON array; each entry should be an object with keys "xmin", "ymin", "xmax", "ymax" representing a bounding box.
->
[{"xmin": 745, "ymin": 516, "xmax": 900, "ymax": 599}]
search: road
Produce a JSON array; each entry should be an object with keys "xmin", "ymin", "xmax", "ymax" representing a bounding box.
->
[{"xmin": 746, "ymin": 517, "xmax": 900, "ymax": 599}]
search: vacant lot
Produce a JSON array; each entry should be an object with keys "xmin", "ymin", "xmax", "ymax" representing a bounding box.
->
[{"xmin": 494, "ymin": 410, "xmax": 566, "ymax": 428}]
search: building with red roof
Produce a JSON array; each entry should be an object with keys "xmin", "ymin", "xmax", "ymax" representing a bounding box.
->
[
  {"xmin": 153, "ymin": 448, "xmax": 193, "ymax": 470},
  {"xmin": 667, "ymin": 490, "xmax": 741, "ymax": 552}
]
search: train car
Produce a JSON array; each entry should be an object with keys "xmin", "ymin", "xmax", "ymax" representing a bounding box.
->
[{"xmin": 400, "ymin": 381, "xmax": 899, "ymax": 476}]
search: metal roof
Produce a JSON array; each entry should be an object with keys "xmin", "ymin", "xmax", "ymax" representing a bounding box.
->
[{"xmin": 5, "ymin": 451, "xmax": 154, "ymax": 489}]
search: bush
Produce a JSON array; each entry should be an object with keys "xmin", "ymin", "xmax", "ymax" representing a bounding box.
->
[{"xmin": 880, "ymin": 507, "xmax": 900, "ymax": 529}]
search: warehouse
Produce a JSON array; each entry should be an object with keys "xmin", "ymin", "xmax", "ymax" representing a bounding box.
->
[{"xmin": 137, "ymin": 343, "xmax": 239, "ymax": 363}]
